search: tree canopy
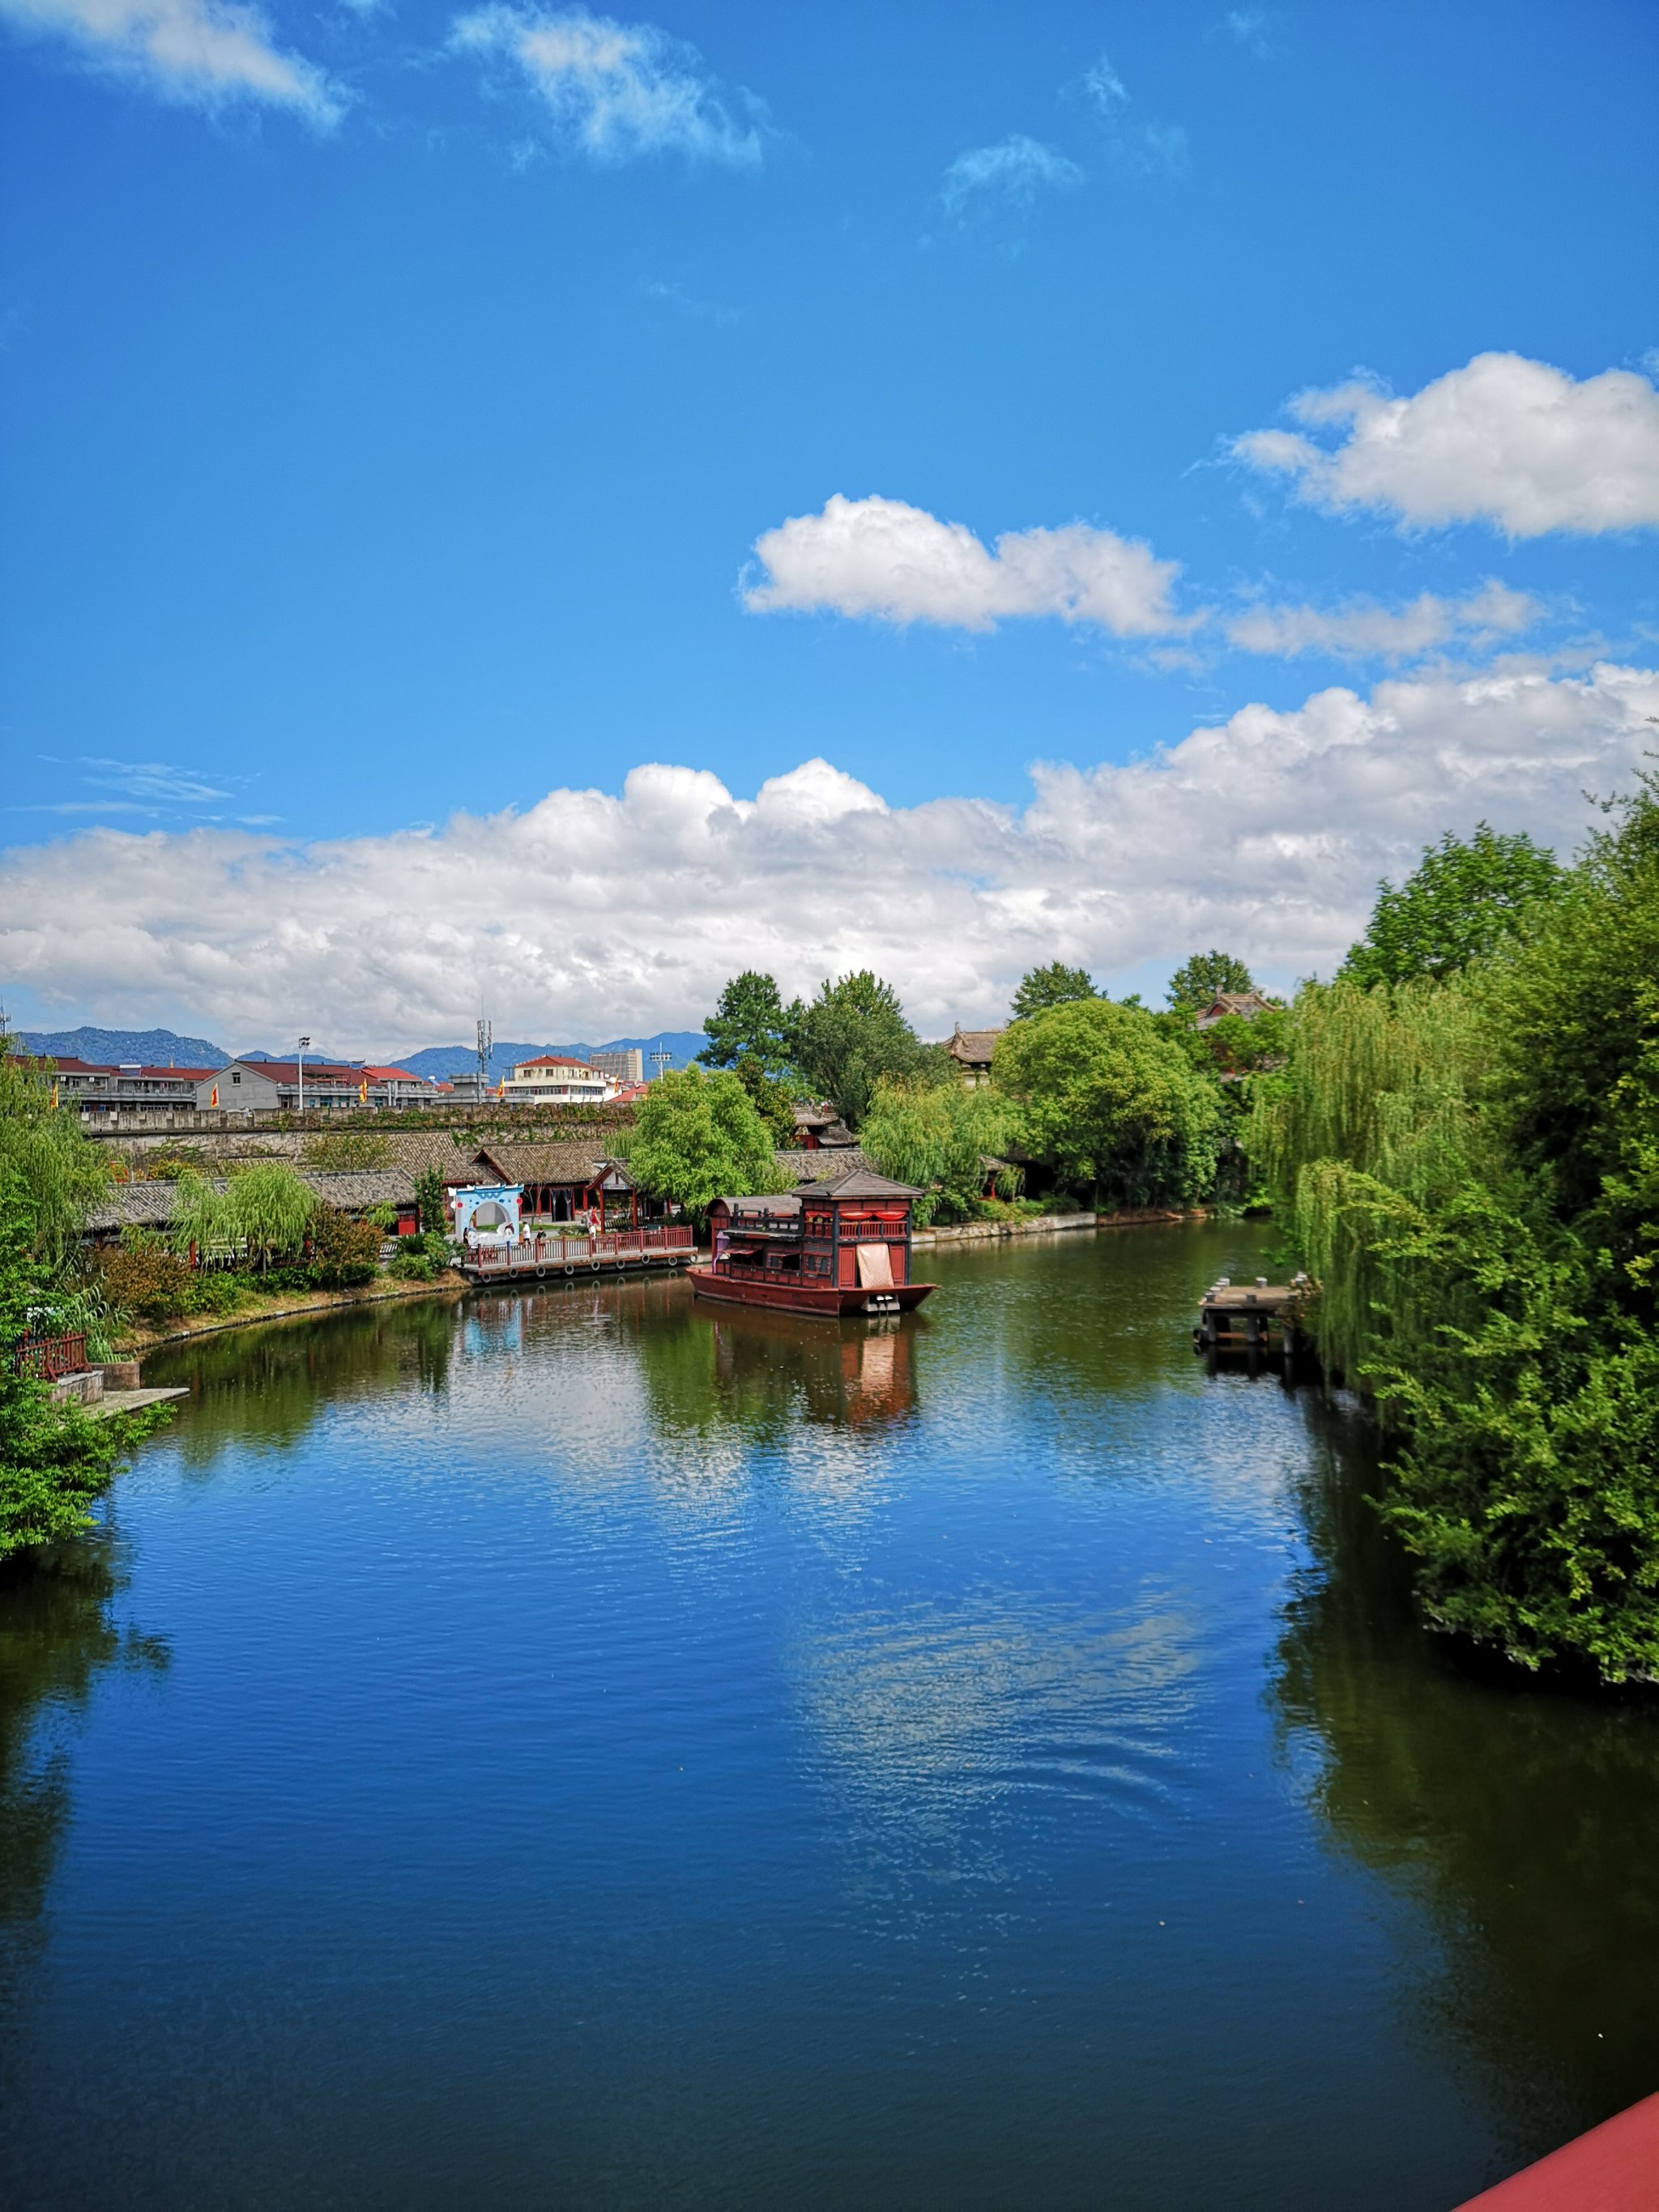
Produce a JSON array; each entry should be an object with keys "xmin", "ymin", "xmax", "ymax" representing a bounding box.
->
[
  {"xmin": 697, "ymin": 970, "xmax": 798, "ymax": 1082},
  {"xmin": 1011, "ymin": 962, "xmax": 1097, "ymax": 1021},
  {"xmin": 859, "ymin": 1076, "xmax": 1018, "ymax": 1225},
  {"xmin": 0, "ymin": 1038, "xmax": 168, "ymax": 1558},
  {"xmin": 1256, "ymin": 781, "xmax": 1659, "ymax": 1681},
  {"xmin": 994, "ymin": 998, "xmax": 1222, "ymax": 1208},
  {"xmin": 790, "ymin": 971, "xmax": 922, "ymax": 1129},
  {"xmin": 625, "ymin": 1065, "xmax": 790, "ymax": 1215},
  {"xmin": 1166, "ymin": 951, "xmax": 1254, "ymax": 1013},
  {"xmin": 1339, "ymin": 822, "xmax": 1563, "ymax": 989}
]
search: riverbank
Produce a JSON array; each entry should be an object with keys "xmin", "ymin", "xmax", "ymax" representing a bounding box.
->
[
  {"xmin": 118, "ymin": 1270, "xmax": 472, "ymax": 1354},
  {"xmin": 912, "ymin": 1210, "xmax": 1098, "ymax": 1247}
]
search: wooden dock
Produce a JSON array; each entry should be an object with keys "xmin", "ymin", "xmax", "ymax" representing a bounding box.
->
[
  {"xmin": 1194, "ymin": 1274, "xmax": 1314, "ymax": 1377},
  {"xmin": 458, "ymin": 1225, "xmax": 698, "ymax": 1286}
]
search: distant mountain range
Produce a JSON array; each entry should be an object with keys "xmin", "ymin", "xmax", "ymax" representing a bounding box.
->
[
  {"xmin": 16, "ymin": 1025, "xmax": 229, "ymax": 1068},
  {"xmin": 396, "ymin": 1034, "xmax": 705, "ymax": 1080},
  {"xmin": 14, "ymin": 1025, "xmax": 705, "ymax": 1080}
]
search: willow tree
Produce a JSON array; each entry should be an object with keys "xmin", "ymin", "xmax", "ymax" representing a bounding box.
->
[
  {"xmin": 860, "ymin": 1076, "xmax": 1019, "ymax": 1224},
  {"xmin": 0, "ymin": 1040, "xmax": 109, "ymax": 1272},
  {"xmin": 167, "ymin": 1169, "xmax": 235, "ymax": 1263},
  {"xmin": 1250, "ymin": 977, "xmax": 1493, "ymax": 1397},
  {"xmin": 224, "ymin": 1163, "xmax": 318, "ymax": 1272}
]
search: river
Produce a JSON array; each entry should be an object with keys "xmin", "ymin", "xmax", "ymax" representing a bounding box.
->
[{"xmin": 2, "ymin": 1224, "xmax": 1657, "ymax": 2209}]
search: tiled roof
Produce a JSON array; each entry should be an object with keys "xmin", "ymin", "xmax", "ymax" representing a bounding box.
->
[
  {"xmin": 471, "ymin": 1140, "xmax": 624, "ymax": 1185},
  {"xmin": 948, "ymin": 1025, "xmax": 1004, "ymax": 1062},
  {"xmin": 85, "ymin": 1167, "xmax": 416, "ymax": 1233},
  {"xmin": 772, "ymin": 1148, "xmax": 872, "ymax": 1183},
  {"xmin": 799, "ymin": 1166, "xmax": 922, "ymax": 1200}
]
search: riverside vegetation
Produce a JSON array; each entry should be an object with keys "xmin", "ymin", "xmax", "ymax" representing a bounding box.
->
[{"xmin": 8, "ymin": 790, "xmax": 1654, "ymax": 1680}]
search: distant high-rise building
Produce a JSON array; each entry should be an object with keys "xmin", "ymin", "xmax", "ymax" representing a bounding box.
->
[{"xmin": 588, "ymin": 1047, "xmax": 644, "ymax": 1087}]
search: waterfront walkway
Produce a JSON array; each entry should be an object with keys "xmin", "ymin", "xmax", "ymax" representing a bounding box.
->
[{"xmin": 458, "ymin": 1224, "xmax": 697, "ymax": 1285}]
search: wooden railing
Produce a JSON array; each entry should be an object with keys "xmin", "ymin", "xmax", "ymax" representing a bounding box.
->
[
  {"xmin": 468, "ymin": 1225, "xmax": 694, "ymax": 1270},
  {"xmin": 12, "ymin": 1332, "xmax": 89, "ymax": 1379}
]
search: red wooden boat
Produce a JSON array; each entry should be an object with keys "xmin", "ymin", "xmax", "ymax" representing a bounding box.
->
[{"xmin": 690, "ymin": 1168, "xmax": 937, "ymax": 1319}]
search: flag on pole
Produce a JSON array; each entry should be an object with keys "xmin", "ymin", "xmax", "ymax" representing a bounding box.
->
[
  {"xmin": 210, "ymin": 1084, "xmax": 220, "ymax": 1107},
  {"xmin": 359, "ymin": 1078, "xmax": 369, "ymax": 1103},
  {"xmin": 50, "ymin": 1082, "xmax": 58, "ymax": 1108}
]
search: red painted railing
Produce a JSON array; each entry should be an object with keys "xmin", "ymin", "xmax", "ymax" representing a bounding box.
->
[
  {"xmin": 12, "ymin": 1332, "xmax": 89, "ymax": 1379},
  {"xmin": 469, "ymin": 1225, "xmax": 694, "ymax": 1271}
]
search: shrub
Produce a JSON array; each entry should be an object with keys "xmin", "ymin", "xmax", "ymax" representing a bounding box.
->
[
  {"xmin": 388, "ymin": 1247, "xmax": 437, "ymax": 1282},
  {"xmin": 94, "ymin": 1244, "xmax": 196, "ymax": 1322},
  {"xmin": 306, "ymin": 1208, "xmax": 382, "ymax": 1288}
]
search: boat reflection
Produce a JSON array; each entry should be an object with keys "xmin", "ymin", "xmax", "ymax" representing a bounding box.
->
[{"xmin": 709, "ymin": 1308, "xmax": 919, "ymax": 1431}]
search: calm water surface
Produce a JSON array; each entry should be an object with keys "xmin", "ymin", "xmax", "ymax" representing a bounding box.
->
[{"xmin": 2, "ymin": 1225, "xmax": 1657, "ymax": 2209}]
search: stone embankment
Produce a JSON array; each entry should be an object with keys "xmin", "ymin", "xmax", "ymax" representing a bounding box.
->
[{"xmin": 911, "ymin": 1211, "xmax": 1098, "ymax": 1247}]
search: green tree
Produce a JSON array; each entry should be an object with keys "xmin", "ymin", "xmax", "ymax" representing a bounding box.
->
[
  {"xmin": 698, "ymin": 970, "xmax": 803, "ymax": 1144},
  {"xmin": 626, "ymin": 1066, "xmax": 791, "ymax": 1217},
  {"xmin": 1166, "ymin": 950, "xmax": 1255, "ymax": 1013},
  {"xmin": 0, "ymin": 1167, "xmax": 164, "ymax": 1559},
  {"xmin": 697, "ymin": 970, "xmax": 798, "ymax": 1082},
  {"xmin": 1257, "ymin": 782, "xmax": 1659, "ymax": 1680},
  {"xmin": 414, "ymin": 1166, "xmax": 449, "ymax": 1236},
  {"xmin": 790, "ymin": 971, "xmax": 921, "ymax": 1130},
  {"xmin": 1011, "ymin": 962, "xmax": 1097, "ymax": 1021},
  {"xmin": 224, "ymin": 1162, "xmax": 317, "ymax": 1273},
  {"xmin": 994, "ymin": 999, "xmax": 1223, "ymax": 1208},
  {"xmin": 1340, "ymin": 822, "xmax": 1563, "ymax": 989},
  {"xmin": 0, "ymin": 1043, "xmax": 109, "ymax": 1272},
  {"xmin": 860, "ymin": 1076, "xmax": 1020, "ymax": 1225}
]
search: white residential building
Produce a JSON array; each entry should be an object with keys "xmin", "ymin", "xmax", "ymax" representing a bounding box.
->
[{"xmin": 501, "ymin": 1055, "xmax": 616, "ymax": 1105}]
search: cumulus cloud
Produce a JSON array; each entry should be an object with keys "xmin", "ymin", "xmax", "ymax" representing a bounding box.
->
[
  {"xmin": 743, "ymin": 493, "xmax": 1185, "ymax": 636},
  {"xmin": 450, "ymin": 6, "xmax": 763, "ymax": 166},
  {"xmin": 1226, "ymin": 580, "xmax": 1540, "ymax": 661},
  {"xmin": 1234, "ymin": 352, "xmax": 1659, "ymax": 536},
  {"xmin": 3, "ymin": 666, "xmax": 1653, "ymax": 1049},
  {"xmin": 939, "ymin": 134, "xmax": 1082, "ymax": 224},
  {"xmin": 0, "ymin": 0, "xmax": 344, "ymax": 118}
]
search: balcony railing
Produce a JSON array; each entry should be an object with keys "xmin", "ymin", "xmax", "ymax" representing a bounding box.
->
[
  {"xmin": 12, "ymin": 1332, "xmax": 89, "ymax": 1380},
  {"xmin": 468, "ymin": 1225, "xmax": 694, "ymax": 1270}
]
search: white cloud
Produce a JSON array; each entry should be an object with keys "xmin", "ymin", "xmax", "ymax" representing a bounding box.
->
[
  {"xmin": 743, "ymin": 493, "xmax": 1185, "ymax": 636},
  {"xmin": 939, "ymin": 134, "xmax": 1082, "ymax": 222},
  {"xmin": 1234, "ymin": 352, "xmax": 1659, "ymax": 536},
  {"xmin": 82, "ymin": 757, "xmax": 233, "ymax": 803},
  {"xmin": 1077, "ymin": 49, "xmax": 1188, "ymax": 177},
  {"xmin": 1219, "ymin": 10, "xmax": 1279, "ymax": 58},
  {"xmin": 0, "ymin": 0, "xmax": 344, "ymax": 118},
  {"xmin": 1226, "ymin": 580, "xmax": 1540, "ymax": 661},
  {"xmin": 450, "ymin": 6, "xmax": 762, "ymax": 166},
  {"xmin": 3, "ymin": 666, "xmax": 1653, "ymax": 1047}
]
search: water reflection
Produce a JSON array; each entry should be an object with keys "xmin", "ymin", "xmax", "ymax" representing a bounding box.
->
[
  {"xmin": 145, "ymin": 1296, "xmax": 458, "ymax": 1463},
  {"xmin": 628, "ymin": 1293, "xmax": 922, "ymax": 1443},
  {"xmin": 0, "ymin": 1543, "xmax": 168, "ymax": 1978},
  {"xmin": 1273, "ymin": 1397, "xmax": 1659, "ymax": 2168}
]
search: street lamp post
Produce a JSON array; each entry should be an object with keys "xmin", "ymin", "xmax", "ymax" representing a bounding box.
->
[{"xmin": 297, "ymin": 1035, "xmax": 311, "ymax": 1115}]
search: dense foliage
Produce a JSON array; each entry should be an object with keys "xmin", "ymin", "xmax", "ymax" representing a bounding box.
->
[
  {"xmin": 624, "ymin": 1066, "xmax": 790, "ymax": 1215},
  {"xmin": 859, "ymin": 1076, "xmax": 1020, "ymax": 1224},
  {"xmin": 1258, "ymin": 786, "xmax": 1659, "ymax": 1681},
  {"xmin": 1166, "ymin": 950, "xmax": 1255, "ymax": 1013},
  {"xmin": 994, "ymin": 999, "xmax": 1223, "ymax": 1209},
  {"xmin": 790, "ymin": 972, "xmax": 923, "ymax": 1129},
  {"xmin": 1338, "ymin": 823, "xmax": 1563, "ymax": 988},
  {"xmin": 1010, "ymin": 962, "xmax": 1097, "ymax": 1020},
  {"xmin": 0, "ymin": 1042, "xmax": 168, "ymax": 1559}
]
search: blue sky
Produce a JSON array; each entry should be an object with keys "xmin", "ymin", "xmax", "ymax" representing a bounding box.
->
[{"xmin": 2, "ymin": 1, "xmax": 1657, "ymax": 1048}]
